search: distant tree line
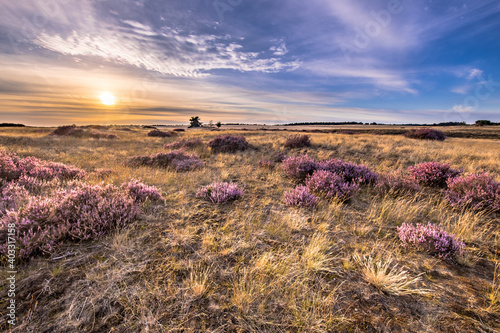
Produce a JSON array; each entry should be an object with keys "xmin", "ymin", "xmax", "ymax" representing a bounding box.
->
[
  {"xmin": 0, "ymin": 123, "xmax": 25, "ymax": 127},
  {"xmin": 475, "ymin": 120, "xmax": 500, "ymax": 126},
  {"xmin": 283, "ymin": 121, "xmax": 364, "ymax": 126}
]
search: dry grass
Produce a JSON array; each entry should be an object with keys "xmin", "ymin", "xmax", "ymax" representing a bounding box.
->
[{"xmin": 0, "ymin": 125, "xmax": 499, "ymax": 332}]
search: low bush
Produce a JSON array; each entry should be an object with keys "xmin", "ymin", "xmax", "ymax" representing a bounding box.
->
[
  {"xmin": 50, "ymin": 125, "xmax": 118, "ymax": 139},
  {"xmin": 126, "ymin": 150, "xmax": 204, "ymax": 172},
  {"xmin": 282, "ymin": 155, "xmax": 318, "ymax": 181},
  {"xmin": 445, "ymin": 172, "xmax": 500, "ymax": 212},
  {"xmin": 318, "ymin": 159, "xmax": 378, "ymax": 184},
  {"xmin": 196, "ymin": 182, "xmax": 242, "ymax": 204},
  {"xmin": 57, "ymin": 184, "xmax": 140, "ymax": 240},
  {"xmin": 164, "ymin": 138, "xmax": 203, "ymax": 150},
  {"xmin": 375, "ymin": 171, "xmax": 421, "ymax": 197},
  {"xmin": 282, "ymin": 154, "xmax": 378, "ymax": 184},
  {"xmin": 403, "ymin": 128, "xmax": 446, "ymax": 141},
  {"xmin": 407, "ymin": 162, "xmax": 460, "ymax": 188},
  {"xmin": 305, "ymin": 170, "xmax": 359, "ymax": 201},
  {"xmin": 122, "ymin": 179, "xmax": 164, "ymax": 203},
  {"xmin": 284, "ymin": 135, "xmax": 311, "ymax": 148},
  {"xmin": 398, "ymin": 222, "xmax": 465, "ymax": 260},
  {"xmin": 282, "ymin": 185, "xmax": 318, "ymax": 208},
  {"xmin": 1, "ymin": 150, "xmax": 86, "ymax": 182},
  {"xmin": 147, "ymin": 129, "xmax": 173, "ymax": 137},
  {"xmin": 208, "ymin": 135, "xmax": 248, "ymax": 153}
]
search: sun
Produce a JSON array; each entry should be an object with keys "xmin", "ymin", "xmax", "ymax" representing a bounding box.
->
[{"xmin": 100, "ymin": 92, "xmax": 116, "ymax": 106}]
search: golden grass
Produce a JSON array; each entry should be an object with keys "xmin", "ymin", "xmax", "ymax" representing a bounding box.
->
[{"xmin": 0, "ymin": 125, "xmax": 499, "ymax": 332}]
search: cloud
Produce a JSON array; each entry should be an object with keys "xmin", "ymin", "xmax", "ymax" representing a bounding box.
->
[
  {"xmin": 34, "ymin": 22, "xmax": 300, "ymax": 77},
  {"xmin": 468, "ymin": 68, "xmax": 483, "ymax": 80}
]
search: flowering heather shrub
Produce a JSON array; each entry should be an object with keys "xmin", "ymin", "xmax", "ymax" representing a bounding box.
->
[
  {"xmin": 164, "ymin": 138, "xmax": 203, "ymax": 149},
  {"xmin": 196, "ymin": 182, "xmax": 242, "ymax": 204},
  {"xmin": 407, "ymin": 162, "xmax": 461, "ymax": 188},
  {"xmin": 375, "ymin": 171, "xmax": 421, "ymax": 197},
  {"xmin": 126, "ymin": 150, "xmax": 204, "ymax": 172},
  {"xmin": 445, "ymin": 172, "xmax": 500, "ymax": 212},
  {"xmin": 403, "ymin": 128, "xmax": 446, "ymax": 141},
  {"xmin": 0, "ymin": 182, "xmax": 29, "ymax": 214},
  {"xmin": 305, "ymin": 170, "xmax": 359, "ymax": 201},
  {"xmin": 57, "ymin": 184, "xmax": 140, "ymax": 240},
  {"xmin": 122, "ymin": 179, "xmax": 163, "ymax": 203},
  {"xmin": 0, "ymin": 211, "xmax": 68, "ymax": 261},
  {"xmin": 0, "ymin": 150, "xmax": 20, "ymax": 180},
  {"xmin": 282, "ymin": 155, "xmax": 318, "ymax": 181},
  {"xmin": 318, "ymin": 159, "xmax": 378, "ymax": 184},
  {"xmin": 283, "ymin": 185, "xmax": 318, "ymax": 208},
  {"xmin": 208, "ymin": 135, "xmax": 248, "ymax": 153},
  {"xmin": 284, "ymin": 135, "xmax": 311, "ymax": 148},
  {"xmin": 398, "ymin": 223, "xmax": 465, "ymax": 260},
  {"xmin": 147, "ymin": 129, "xmax": 173, "ymax": 137},
  {"xmin": 15, "ymin": 156, "xmax": 86, "ymax": 181}
]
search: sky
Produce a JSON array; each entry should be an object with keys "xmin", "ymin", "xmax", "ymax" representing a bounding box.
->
[{"xmin": 0, "ymin": 0, "xmax": 500, "ymax": 126}]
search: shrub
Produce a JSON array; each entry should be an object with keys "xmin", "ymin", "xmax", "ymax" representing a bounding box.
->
[
  {"xmin": 403, "ymin": 128, "xmax": 446, "ymax": 141},
  {"xmin": 147, "ymin": 129, "xmax": 173, "ymax": 137},
  {"xmin": 282, "ymin": 155, "xmax": 318, "ymax": 181},
  {"xmin": 0, "ymin": 182, "xmax": 29, "ymax": 214},
  {"xmin": 318, "ymin": 159, "xmax": 378, "ymax": 184},
  {"xmin": 0, "ymin": 150, "xmax": 20, "ymax": 180},
  {"xmin": 173, "ymin": 128, "xmax": 185, "ymax": 132},
  {"xmin": 122, "ymin": 179, "xmax": 164, "ymax": 203},
  {"xmin": 283, "ymin": 185, "xmax": 318, "ymax": 208},
  {"xmin": 50, "ymin": 125, "xmax": 117, "ymax": 139},
  {"xmin": 407, "ymin": 162, "xmax": 460, "ymax": 188},
  {"xmin": 375, "ymin": 171, "xmax": 421, "ymax": 197},
  {"xmin": 305, "ymin": 170, "xmax": 359, "ymax": 201},
  {"xmin": 445, "ymin": 172, "xmax": 500, "ymax": 212},
  {"xmin": 1, "ymin": 151, "xmax": 86, "ymax": 182},
  {"xmin": 15, "ymin": 156, "xmax": 86, "ymax": 181},
  {"xmin": 164, "ymin": 138, "xmax": 203, "ymax": 150},
  {"xmin": 196, "ymin": 182, "xmax": 242, "ymax": 204},
  {"xmin": 126, "ymin": 150, "xmax": 204, "ymax": 172},
  {"xmin": 208, "ymin": 135, "xmax": 248, "ymax": 153},
  {"xmin": 284, "ymin": 135, "xmax": 311, "ymax": 148},
  {"xmin": 57, "ymin": 184, "xmax": 140, "ymax": 240},
  {"xmin": 398, "ymin": 222, "xmax": 465, "ymax": 260}
]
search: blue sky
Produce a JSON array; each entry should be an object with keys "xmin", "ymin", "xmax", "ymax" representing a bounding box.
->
[{"xmin": 0, "ymin": 0, "xmax": 499, "ymax": 125}]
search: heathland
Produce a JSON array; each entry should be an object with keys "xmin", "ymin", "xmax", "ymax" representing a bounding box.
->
[{"xmin": 0, "ymin": 125, "xmax": 499, "ymax": 332}]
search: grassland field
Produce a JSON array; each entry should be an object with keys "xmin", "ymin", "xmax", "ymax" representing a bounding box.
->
[{"xmin": 0, "ymin": 125, "xmax": 499, "ymax": 332}]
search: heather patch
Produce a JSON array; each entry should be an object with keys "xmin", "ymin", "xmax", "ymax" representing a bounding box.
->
[
  {"xmin": 407, "ymin": 162, "xmax": 461, "ymax": 188},
  {"xmin": 196, "ymin": 182, "xmax": 242, "ymax": 204},
  {"xmin": 398, "ymin": 222, "xmax": 465, "ymax": 260},
  {"xmin": 305, "ymin": 170, "xmax": 359, "ymax": 201},
  {"xmin": 147, "ymin": 129, "xmax": 174, "ymax": 137},
  {"xmin": 283, "ymin": 185, "xmax": 318, "ymax": 208},
  {"xmin": 50, "ymin": 125, "xmax": 118, "ymax": 139},
  {"xmin": 122, "ymin": 179, "xmax": 164, "ymax": 203},
  {"xmin": 403, "ymin": 128, "xmax": 446, "ymax": 141},
  {"xmin": 445, "ymin": 172, "xmax": 500, "ymax": 212},
  {"xmin": 375, "ymin": 171, "xmax": 421, "ymax": 197},
  {"xmin": 208, "ymin": 135, "xmax": 248, "ymax": 153}
]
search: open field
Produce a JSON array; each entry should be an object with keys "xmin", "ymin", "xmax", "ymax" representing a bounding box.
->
[{"xmin": 1, "ymin": 126, "xmax": 500, "ymax": 332}]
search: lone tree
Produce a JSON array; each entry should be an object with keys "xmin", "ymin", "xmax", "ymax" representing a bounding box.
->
[
  {"xmin": 216, "ymin": 121, "xmax": 222, "ymax": 128},
  {"xmin": 189, "ymin": 116, "xmax": 202, "ymax": 128}
]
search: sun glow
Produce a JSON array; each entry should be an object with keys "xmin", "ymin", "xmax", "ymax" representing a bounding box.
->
[{"xmin": 100, "ymin": 92, "xmax": 116, "ymax": 106}]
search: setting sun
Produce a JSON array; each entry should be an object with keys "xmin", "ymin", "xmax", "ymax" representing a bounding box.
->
[{"xmin": 100, "ymin": 92, "xmax": 116, "ymax": 106}]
